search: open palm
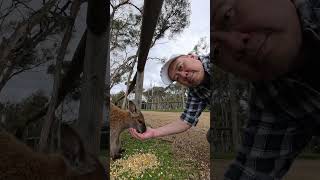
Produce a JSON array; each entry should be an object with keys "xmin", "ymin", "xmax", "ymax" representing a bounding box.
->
[{"xmin": 129, "ymin": 127, "xmax": 155, "ymax": 140}]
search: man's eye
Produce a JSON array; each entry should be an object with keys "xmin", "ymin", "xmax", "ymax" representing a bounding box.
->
[
  {"xmin": 224, "ymin": 8, "xmax": 233, "ymax": 21},
  {"xmin": 222, "ymin": 8, "xmax": 234, "ymax": 29}
]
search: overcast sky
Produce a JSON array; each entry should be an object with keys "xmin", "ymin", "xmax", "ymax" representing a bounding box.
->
[{"xmin": 0, "ymin": 0, "xmax": 209, "ymax": 102}]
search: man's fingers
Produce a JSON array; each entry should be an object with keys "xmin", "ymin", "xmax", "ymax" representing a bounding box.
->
[
  {"xmin": 128, "ymin": 128, "xmax": 144, "ymax": 140},
  {"xmin": 129, "ymin": 128, "xmax": 138, "ymax": 138}
]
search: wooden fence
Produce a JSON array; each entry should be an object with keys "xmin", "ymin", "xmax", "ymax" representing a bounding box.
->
[{"xmin": 141, "ymin": 101, "xmax": 184, "ymax": 111}]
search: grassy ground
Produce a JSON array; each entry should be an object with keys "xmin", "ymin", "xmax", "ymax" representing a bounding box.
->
[{"xmin": 107, "ymin": 132, "xmax": 201, "ymax": 180}]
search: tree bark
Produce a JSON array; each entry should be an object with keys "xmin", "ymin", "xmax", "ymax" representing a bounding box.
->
[
  {"xmin": 134, "ymin": 0, "xmax": 164, "ymax": 107},
  {"xmin": 77, "ymin": 0, "xmax": 109, "ymax": 155},
  {"xmin": 134, "ymin": 71, "xmax": 144, "ymax": 110},
  {"xmin": 122, "ymin": 55, "xmax": 138, "ymax": 109}
]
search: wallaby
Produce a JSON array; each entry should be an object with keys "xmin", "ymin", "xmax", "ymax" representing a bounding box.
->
[
  {"xmin": 110, "ymin": 101, "xmax": 146, "ymax": 160},
  {"xmin": 0, "ymin": 124, "xmax": 107, "ymax": 180}
]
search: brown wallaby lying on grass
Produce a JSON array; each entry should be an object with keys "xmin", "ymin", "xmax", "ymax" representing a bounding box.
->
[
  {"xmin": 0, "ymin": 124, "xmax": 107, "ymax": 180},
  {"xmin": 110, "ymin": 101, "xmax": 146, "ymax": 160}
]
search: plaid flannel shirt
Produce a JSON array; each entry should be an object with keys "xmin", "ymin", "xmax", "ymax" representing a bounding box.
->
[
  {"xmin": 180, "ymin": 55, "xmax": 211, "ymax": 126},
  {"xmin": 224, "ymin": 0, "xmax": 320, "ymax": 179}
]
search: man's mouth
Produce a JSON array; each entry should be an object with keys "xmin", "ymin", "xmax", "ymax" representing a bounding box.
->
[{"xmin": 188, "ymin": 72, "xmax": 194, "ymax": 83}]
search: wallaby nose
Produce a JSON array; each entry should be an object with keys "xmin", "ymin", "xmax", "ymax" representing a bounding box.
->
[{"xmin": 137, "ymin": 124, "xmax": 147, "ymax": 133}]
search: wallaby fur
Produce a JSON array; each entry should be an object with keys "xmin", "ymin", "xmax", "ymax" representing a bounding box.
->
[
  {"xmin": 0, "ymin": 124, "xmax": 106, "ymax": 180},
  {"xmin": 110, "ymin": 101, "xmax": 146, "ymax": 160}
]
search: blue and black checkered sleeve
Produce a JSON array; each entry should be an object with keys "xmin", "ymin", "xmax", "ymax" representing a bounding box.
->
[{"xmin": 180, "ymin": 91, "xmax": 208, "ymax": 126}]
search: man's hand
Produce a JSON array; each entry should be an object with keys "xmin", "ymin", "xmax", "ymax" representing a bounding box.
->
[
  {"xmin": 129, "ymin": 127, "xmax": 156, "ymax": 141},
  {"xmin": 129, "ymin": 119, "xmax": 191, "ymax": 141}
]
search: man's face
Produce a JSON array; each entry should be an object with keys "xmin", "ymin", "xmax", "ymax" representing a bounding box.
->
[
  {"xmin": 212, "ymin": 0, "xmax": 302, "ymax": 80},
  {"xmin": 168, "ymin": 55, "xmax": 205, "ymax": 87}
]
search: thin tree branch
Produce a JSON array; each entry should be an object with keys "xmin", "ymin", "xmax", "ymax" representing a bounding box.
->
[
  {"xmin": 16, "ymin": 1, "xmax": 36, "ymax": 13},
  {"xmin": 8, "ymin": 60, "xmax": 48, "ymax": 81},
  {"xmin": 114, "ymin": 0, "xmax": 129, "ymax": 9},
  {"xmin": 128, "ymin": 2, "xmax": 142, "ymax": 14}
]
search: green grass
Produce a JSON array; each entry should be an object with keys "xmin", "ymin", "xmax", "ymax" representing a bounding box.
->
[{"xmin": 107, "ymin": 132, "xmax": 200, "ymax": 180}]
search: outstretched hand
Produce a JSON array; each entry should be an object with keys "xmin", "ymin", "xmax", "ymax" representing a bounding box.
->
[{"xmin": 129, "ymin": 127, "xmax": 156, "ymax": 141}]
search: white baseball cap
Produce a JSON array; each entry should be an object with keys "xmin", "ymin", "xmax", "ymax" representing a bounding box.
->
[{"xmin": 160, "ymin": 54, "xmax": 184, "ymax": 85}]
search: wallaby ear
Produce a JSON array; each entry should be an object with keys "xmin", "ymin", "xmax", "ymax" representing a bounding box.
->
[
  {"xmin": 60, "ymin": 124, "xmax": 85, "ymax": 163},
  {"xmin": 128, "ymin": 100, "xmax": 138, "ymax": 113},
  {"xmin": 60, "ymin": 124, "xmax": 97, "ymax": 174}
]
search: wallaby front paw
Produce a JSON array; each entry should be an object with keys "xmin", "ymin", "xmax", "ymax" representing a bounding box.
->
[
  {"xmin": 119, "ymin": 148, "xmax": 126, "ymax": 154},
  {"xmin": 112, "ymin": 153, "xmax": 122, "ymax": 160}
]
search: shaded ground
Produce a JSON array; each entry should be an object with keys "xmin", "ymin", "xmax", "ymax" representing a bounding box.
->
[
  {"xmin": 142, "ymin": 111, "xmax": 210, "ymax": 179},
  {"xmin": 213, "ymin": 159, "xmax": 320, "ymax": 180}
]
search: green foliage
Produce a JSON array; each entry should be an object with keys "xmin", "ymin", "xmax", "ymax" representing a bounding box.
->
[
  {"xmin": 191, "ymin": 37, "xmax": 210, "ymax": 56},
  {"xmin": 154, "ymin": 0, "xmax": 191, "ymax": 40},
  {"xmin": 0, "ymin": 90, "xmax": 48, "ymax": 134},
  {"xmin": 0, "ymin": 0, "xmax": 74, "ymax": 86},
  {"xmin": 143, "ymin": 84, "xmax": 186, "ymax": 103},
  {"xmin": 111, "ymin": 91, "xmax": 126, "ymax": 105}
]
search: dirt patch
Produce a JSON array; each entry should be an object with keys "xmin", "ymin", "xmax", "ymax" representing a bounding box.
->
[{"xmin": 142, "ymin": 111, "xmax": 210, "ymax": 179}]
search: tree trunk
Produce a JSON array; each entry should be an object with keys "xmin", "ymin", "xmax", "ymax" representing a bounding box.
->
[
  {"xmin": 134, "ymin": 71, "xmax": 144, "ymax": 110},
  {"xmin": 122, "ymin": 55, "xmax": 138, "ymax": 109},
  {"xmin": 77, "ymin": 0, "xmax": 109, "ymax": 155},
  {"xmin": 15, "ymin": 30, "xmax": 88, "ymax": 140},
  {"xmin": 181, "ymin": 87, "xmax": 185, "ymax": 109},
  {"xmin": 134, "ymin": 0, "xmax": 164, "ymax": 107},
  {"xmin": 38, "ymin": 0, "xmax": 81, "ymax": 152}
]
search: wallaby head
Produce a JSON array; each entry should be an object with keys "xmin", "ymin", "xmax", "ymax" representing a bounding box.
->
[
  {"xmin": 59, "ymin": 124, "xmax": 107, "ymax": 179},
  {"xmin": 110, "ymin": 100, "xmax": 147, "ymax": 160},
  {"xmin": 127, "ymin": 100, "xmax": 146, "ymax": 134},
  {"xmin": 0, "ymin": 124, "xmax": 107, "ymax": 180}
]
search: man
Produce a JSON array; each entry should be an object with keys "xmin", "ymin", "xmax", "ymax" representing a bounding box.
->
[
  {"xmin": 129, "ymin": 54, "xmax": 211, "ymax": 141},
  {"xmin": 213, "ymin": 0, "xmax": 320, "ymax": 179}
]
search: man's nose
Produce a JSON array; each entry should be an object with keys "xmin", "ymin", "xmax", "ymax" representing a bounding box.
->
[
  {"xmin": 177, "ymin": 71, "xmax": 188, "ymax": 78},
  {"xmin": 213, "ymin": 31, "xmax": 250, "ymax": 51}
]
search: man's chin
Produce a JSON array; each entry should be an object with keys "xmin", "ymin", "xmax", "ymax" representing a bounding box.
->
[{"xmin": 188, "ymin": 82, "xmax": 199, "ymax": 88}]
